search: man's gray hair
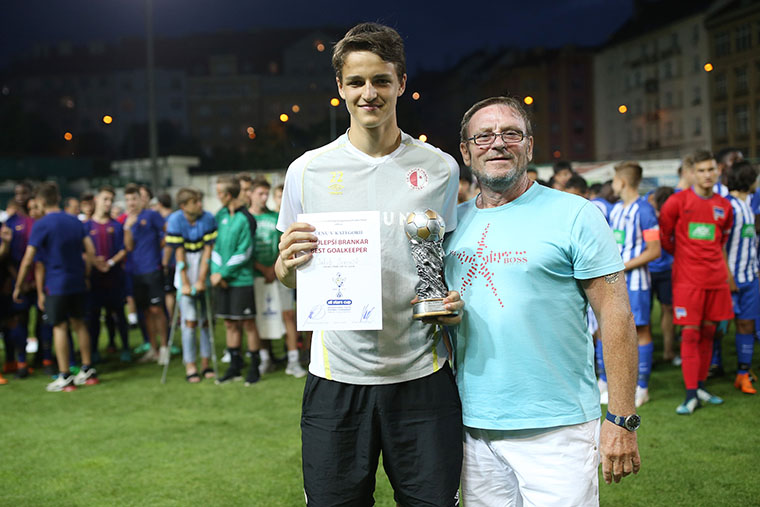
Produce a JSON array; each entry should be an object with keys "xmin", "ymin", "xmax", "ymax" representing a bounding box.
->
[{"xmin": 460, "ymin": 96, "xmax": 533, "ymax": 143}]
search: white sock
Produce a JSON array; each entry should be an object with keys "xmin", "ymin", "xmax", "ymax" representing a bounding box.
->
[
  {"xmin": 127, "ymin": 313, "xmax": 138, "ymax": 325},
  {"xmin": 287, "ymin": 349, "xmax": 299, "ymax": 364},
  {"xmin": 259, "ymin": 349, "xmax": 271, "ymax": 362}
]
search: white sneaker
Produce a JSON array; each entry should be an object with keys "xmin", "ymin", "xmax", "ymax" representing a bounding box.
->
[
  {"xmin": 635, "ymin": 386, "xmax": 650, "ymax": 407},
  {"xmin": 74, "ymin": 367, "xmax": 99, "ymax": 386},
  {"xmin": 158, "ymin": 346, "xmax": 170, "ymax": 366},
  {"xmin": 598, "ymin": 379, "xmax": 609, "ymax": 405},
  {"xmin": 258, "ymin": 357, "xmax": 273, "ymax": 376},
  {"xmin": 138, "ymin": 348, "xmax": 159, "ymax": 364},
  {"xmin": 46, "ymin": 374, "xmax": 75, "ymax": 392},
  {"xmin": 221, "ymin": 350, "xmax": 231, "ymax": 364},
  {"xmin": 285, "ymin": 361, "xmax": 307, "ymax": 378},
  {"xmin": 696, "ymin": 388, "xmax": 723, "ymax": 405},
  {"xmin": 676, "ymin": 397, "xmax": 699, "ymax": 415}
]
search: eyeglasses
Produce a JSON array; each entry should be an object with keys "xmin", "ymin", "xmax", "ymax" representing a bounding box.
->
[{"xmin": 467, "ymin": 130, "xmax": 525, "ymax": 146}]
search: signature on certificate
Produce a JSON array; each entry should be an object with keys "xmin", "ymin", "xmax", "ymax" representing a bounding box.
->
[
  {"xmin": 360, "ymin": 305, "xmax": 375, "ymax": 322},
  {"xmin": 307, "ymin": 305, "xmax": 326, "ymax": 321}
]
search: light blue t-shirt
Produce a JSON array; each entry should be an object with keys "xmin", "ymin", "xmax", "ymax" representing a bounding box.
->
[{"xmin": 443, "ymin": 183, "xmax": 624, "ymax": 430}]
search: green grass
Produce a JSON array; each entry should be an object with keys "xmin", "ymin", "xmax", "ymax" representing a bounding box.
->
[{"xmin": 1, "ymin": 303, "xmax": 759, "ymax": 506}]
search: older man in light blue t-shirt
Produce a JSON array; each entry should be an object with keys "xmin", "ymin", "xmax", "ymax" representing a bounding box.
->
[{"xmin": 444, "ymin": 96, "xmax": 641, "ymax": 506}]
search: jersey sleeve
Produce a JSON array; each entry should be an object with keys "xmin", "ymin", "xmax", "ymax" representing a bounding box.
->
[
  {"xmin": 202, "ymin": 213, "xmax": 218, "ymax": 245},
  {"xmin": 570, "ymin": 201, "xmax": 626, "ymax": 280},
  {"xmin": 441, "ymin": 153, "xmax": 460, "ymax": 233},
  {"xmin": 721, "ymin": 203, "xmax": 734, "ymax": 247},
  {"xmin": 640, "ymin": 201, "xmax": 660, "ymax": 242},
  {"xmin": 216, "ymin": 218, "xmax": 253, "ymax": 280},
  {"xmin": 151, "ymin": 210, "xmax": 166, "ymax": 239},
  {"xmin": 276, "ymin": 158, "xmax": 305, "ymax": 233},
  {"xmin": 165, "ymin": 211, "xmax": 184, "ymax": 249},
  {"xmin": 658, "ymin": 194, "xmax": 678, "ymax": 254},
  {"xmin": 28, "ymin": 218, "xmax": 46, "ymax": 250}
]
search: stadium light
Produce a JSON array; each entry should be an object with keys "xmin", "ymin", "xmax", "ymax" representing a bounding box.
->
[
  {"xmin": 418, "ymin": 134, "xmax": 428, "ymax": 142},
  {"xmin": 102, "ymin": 115, "xmax": 113, "ymax": 124},
  {"xmin": 280, "ymin": 114, "xmax": 289, "ymax": 123},
  {"xmin": 704, "ymin": 63, "xmax": 713, "ymax": 72},
  {"xmin": 618, "ymin": 105, "xmax": 628, "ymax": 114},
  {"xmin": 524, "ymin": 96, "xmax": 534, "ymax": 105},
  {"xmin": 64, "ymin": 132, "xmax": 73, "ymax": 141}
]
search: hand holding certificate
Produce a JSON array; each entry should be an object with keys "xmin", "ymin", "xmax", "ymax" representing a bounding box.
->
[{"xmin": 294, "ymin": 211, "xmax": 383, "ymax": 331}]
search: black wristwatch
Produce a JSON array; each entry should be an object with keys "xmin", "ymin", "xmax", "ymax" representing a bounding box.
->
[{"xmin": 605, "ymin": 411, "xmax": 641, "ymax": 432}]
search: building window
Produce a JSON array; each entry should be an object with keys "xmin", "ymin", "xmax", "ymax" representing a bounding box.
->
[
  {"xmin": 736, "ymin": 24, "xmax": 751, "ymax": 51},
  {"xmin": 736, "ymin": 66, "xmax": 748, "ymax": 94},
  {"xmin": 693, "ymin": 55, "xmax": 701, "ymax": 73},
  {"xmin": 664, "ymin": 91, "xmax": 673, "ymax": 107},
  {"xmin": 735, "ymin": 104, "xmax": 749, "ymax": 136},
  {"xmin": 693, "ymin": 86, "xmax": 701, "ymax": 105},
  {"xmin": 715, "ymin": 73, "xmax": 727, "ymax": 98},
  {"xmin": 694, "ymin": 116, "xmax": 702, "ymax": 136},
  {"xmin": 663, "ymin": 61, "xmax": 673, "ymax": 79},
  {"xmin": 693, "ymin": 24, "xmax": 700, "ymax": 44},
  {"xmin": 716, "ymin": 109, "xmax": 727, "ymax": 138},
  {"xmin": 715, "ymin": 32, "xmax": 730, "ymax": 57},
  {"xmin": 671, "ymin": 32, "xmax": 679, "ymax": 48},
  {"xmin": 665, "ymin": 121, "xmax": 673, "ymax": 138}
]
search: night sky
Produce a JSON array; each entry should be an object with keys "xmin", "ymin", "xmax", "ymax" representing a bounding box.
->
[{"xmin": 1, "ymin": 0, "xmax": 634, "ymax": 72}]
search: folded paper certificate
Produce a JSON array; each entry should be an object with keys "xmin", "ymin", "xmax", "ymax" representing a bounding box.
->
[{"xmin": 296, "ymin": 211, "xmax": 382, "ymax": 331}]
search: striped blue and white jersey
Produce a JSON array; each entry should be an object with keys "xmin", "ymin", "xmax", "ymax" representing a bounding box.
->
[
  {"xmin": 609, "ymin": 197, "xmax": 659, "ymax": 291},
  {"xmin": 726, "ymin": 194, "xmax": 758, "ymax": 283},
  {"xmin": 714, "ymin": 182, "xmax": 729, "ymax": 197}
]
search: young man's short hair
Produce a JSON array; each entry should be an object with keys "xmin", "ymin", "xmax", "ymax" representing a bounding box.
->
[
  {"xmin": 459, "ymin": 96, "xmax": 533, "ymax": 143},
  {"xmin": 653, "ymin": 186, "xmax": 675, "ymax": 211},
  {"xmin": 176, "ymin": 187, "xmax": 201, "ymax": 208},
  {"xmin": 565, "ymin": 174, "xmax": 588, "ymax": 195},
  {"xmin": 332, "ymin": 23, "xmax": 406, "ymax": 82},
  {"xmin": 726, "ymin": 160, "xmax": 759, "ymax": 193},
  {"xmin": 98, "ymin": 185, "xmax": 116, "ymax": 196},
  {"xmin": 138, "ymin": 184, "xmax": 153, "ymax": 199},
  {"xmin": 251, "ymin": 177, "xmax": 271, "ymax": 191},
  {"xmin": 273, "ymin": 183, "xmax": 284, "ymax": 193},
  {"xmin": 683, "ymin": 149, "xmax": 714, "ymax": 170},
  {"xmin": 716, "ymin": 147, "xmax": 741, "ymax": 164},
  {"xmin": 80, "ymin": 192, "xmax": 94, "ymax": 202},
  {"xmin": 124, "ymin": 183, "xmax": 140, "ymax": 196},
  {"xmin": 217, "ymin": 176, "xmax": 241, "ymax": 199},
  {"xmin": 614, "ymin": 160, "xmax": 643, "ymax": 188},
  {"xmin": 235, "ymin": 172, "xmax": 253, "ymax": 185},
  {"xmin": 553, "ymin": 160, "xmax": 572, "ymax": 174},
  {"xmin": 157, "ymin": 192, "xmax": 172, "ymax": 209},
  {"xmin": 36, "ymin": 181, "xmax": 60, "ymax": 207}
]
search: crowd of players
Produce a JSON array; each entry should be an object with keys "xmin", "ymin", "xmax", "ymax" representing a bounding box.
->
[
  {"xmin": 0, "ymin": 174, "xmax": 307, "ymax": 391},
  {"xmin": 459, "ymin": 147, "xmax": 758, "ymax": 414}
]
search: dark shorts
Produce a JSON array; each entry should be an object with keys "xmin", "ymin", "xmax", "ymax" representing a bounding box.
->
[
  {"xmin": 214, "ymin": 285, "xmax": 255, "ymax": 320},
  {"xmin": 88, "ymin": 287, "xmax": 126, "ymax": 312},
  {"xmin": 301, "ymin": 364, "xmax": 463, "ymax": 507},
  {"xmin": 650, "ymin": 269, "xmax": 673, "ymax": 306},
  {"xmin": 44, "ymin": 292, "xmax": 86, "ymax": 326},
  {"xmin": 163, "ymin": 266, "xmax": 176, "ymax": 293},
  {"xmin": 132, "ymin": 270, "xmax": 165, "ymax": 310}
]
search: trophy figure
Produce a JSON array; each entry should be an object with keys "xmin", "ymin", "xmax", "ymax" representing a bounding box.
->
[{"xmin": 405, "ymin": 209, "xmax": 457, "ymax": 319}]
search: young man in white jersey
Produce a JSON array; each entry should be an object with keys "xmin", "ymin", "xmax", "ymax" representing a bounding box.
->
[
  {"xmin": 275, "ymin": 23, "xmax": 464, "ymax": 507},
  {"xmin": 725, "ymin": 160, "xmax": 759, "ymax": 394},
  {"xmin": 604, "ymin": 162, "xmax": 661, "ymax": 407}
]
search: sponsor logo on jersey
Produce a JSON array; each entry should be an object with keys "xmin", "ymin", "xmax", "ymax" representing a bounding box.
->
[
  {"xmin": 14, "ymin": 224, "xmax": 23, "ymax": 231},
  {"xmin": 675, "ymin": 307, "xmax": 687, "ymax": 319},
  {"xmin": 613, "ymin": 229, "xmax": 626, "ymax": 244},
  {"xmin": 741, "ymin": 224, "xmax": 755, "ymax": 238},
  {"xmin": 140, "ymin": 219, "xmax": 147, "ymax": 226},
  {"xmin": 406, "ymin": 168, "xmax": 429, "ymax": 190},
  {"xmin": 688, "ymin": 222, "xmax": 715, "ymax": 241},
  {"xmin": 329, "ymin": 171, "xmax": 344, "ymax": 195},
  {"xmin": 713, "ymin": 206, "xmax": 725, "ymax": 221}
]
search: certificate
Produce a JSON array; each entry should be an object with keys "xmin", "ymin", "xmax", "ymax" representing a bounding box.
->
[{"xmin": 296, "ymin": 211, "xmax": 382, "ymax": 331}]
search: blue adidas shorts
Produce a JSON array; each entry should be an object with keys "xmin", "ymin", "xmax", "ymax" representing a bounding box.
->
[
  {"xmin": 628, "ymin": 288, "xmax": 651, "ymax": 326},
  {"xmin": 732, "ymin": 279, "xmax": 760, "ymax": 321}
]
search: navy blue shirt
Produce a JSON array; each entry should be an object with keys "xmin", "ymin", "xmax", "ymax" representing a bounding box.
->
[
  {"xmin": 129, "ymin": 209, "xmax": 164, "ymax": 276},
  {"xmin": 28, "ymin": 211, "xmax": 87, "ymax": 296}
]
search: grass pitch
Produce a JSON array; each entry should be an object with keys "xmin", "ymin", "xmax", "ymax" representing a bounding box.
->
[{"xmin": 1, "ymin": 306, "xmax": 759, "ymax": 506}]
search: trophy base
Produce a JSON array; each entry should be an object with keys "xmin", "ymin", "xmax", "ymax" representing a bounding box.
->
[{"xmin": 413, "ymin": 298, "xmax": 457, "ymax": 320}]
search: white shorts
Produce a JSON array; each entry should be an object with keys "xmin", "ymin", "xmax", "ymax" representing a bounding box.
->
[{"xmin": 462, "ymin": 419, "xmax": 600, "ymax": 507}]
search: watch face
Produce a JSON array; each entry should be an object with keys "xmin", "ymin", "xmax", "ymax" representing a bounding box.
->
[{"xmin": 624, "ymin": 414, "xmax": 641, "ymax": 431}]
